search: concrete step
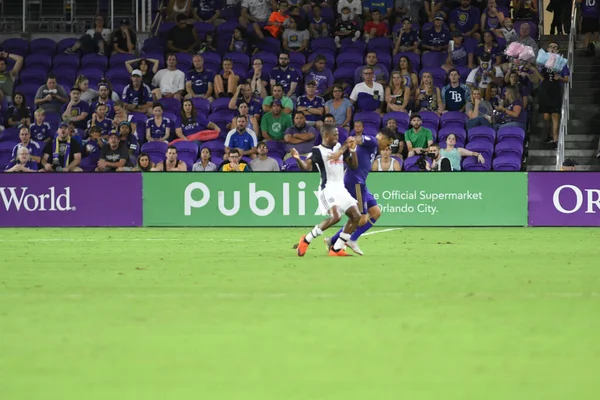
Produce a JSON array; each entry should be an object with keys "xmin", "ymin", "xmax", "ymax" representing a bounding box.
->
[
  {"xmin": 529, "ymin": 141, "xmax": 596, "ymax": 150},
  {"xmin": 529, "ymin": 149, "xmax": 597, "ymax": 157},
  {"xmin": 569, "ymin": 89, "xmax": 600, "ymax": 98},
  {"xmin": 566, "ymin": 110, "xmax": 600, "ymax": 121},
  {"xmin": 533, "ymin": 120, "xmax": 600, "ymax": 134},
  {"xmin": 528, "ymin": 164, "xmax": 600, "ymax": 171},
  {"xmin": 572, "ymin": 80, "xmax": 600, "ymax": 89},
  {"xmin": 571, "ymin": 64, "xmax": 600, "ymax": 73},
  {"xmin": 571, "ymin": 72, "xmax": 600, "ymax": 81},
  {"xmin": 528, "ymin": 155, "xmax": 600, "ymax": 166}
]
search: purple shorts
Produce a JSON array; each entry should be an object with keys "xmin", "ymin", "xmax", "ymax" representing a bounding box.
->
[{"xmin": 346, "ymin": 183, "xmax": 377, "ymax": 214}]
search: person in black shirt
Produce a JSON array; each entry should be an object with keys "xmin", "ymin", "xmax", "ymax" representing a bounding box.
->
[
  {"xmin": 167, "ymin": 13, "xmax": 201, "ymax": 53},
  {"xmin": 96, "ymin": 131, "xmax": 130, "ymax": 172},
  {"xmin": 112, "ymin": 19, "xmax": 137, "ymax": 55},
  {"xmin": 41, "ymin": 122, "xmax": 83, "ymax": 172}
]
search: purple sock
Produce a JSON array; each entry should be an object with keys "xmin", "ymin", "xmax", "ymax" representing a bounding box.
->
[
  {"xmin": 350, "ymin": 218, "xmax": 376, "ymax": 241},
  {"xmin": 330, "ymin": 228, "xmax": 343, "ymax": 245}
]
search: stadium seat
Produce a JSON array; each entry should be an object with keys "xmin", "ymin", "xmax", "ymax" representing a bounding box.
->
[
  {"xmin": 468, "ymin": 126, "xmax": 496, "ymax": 144},
  {"xmin": 382, "ymin": 112, "xmax": 410, "ymax": 132},
  {"xmin": 29, "ymin": 38, "xmax": 56, "ymax": 56},
  {"xmin": 141, "ymin": 141, "xmax": 169, "ymax": 164},
  {"xmin": 173, "ymin": 141, "xmax": 199, "ymax": 169},
  {"xmin": 492, "ymin": 154, "xmax": 522, "ymax": 171}
]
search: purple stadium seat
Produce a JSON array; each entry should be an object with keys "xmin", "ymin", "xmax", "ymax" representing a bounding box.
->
[
  {"xmin": 421, "ymin": 52, "xmax": 446, "ymax": 68},
  {"xmin": 333, "ymin": 66, "xmax": 356, "ymax": 85},
  {"xmin": 211, "ymin": 155, "xmax": 224, "ymax": 166},
  {"xmin": 190, "ymin": 97, "xmax": 210, "ymax": 117},
  {"xmin": 284, "ymin": 156, "xmax": 306, "ymax": 172},
  {"xmin": 141, "ymin": 141, "xmax": 169, "ymax": 164},
  {"xmin": 251, "ymin": 52, "xmax": 277, "ymax": 71},
  {"xmin": 173, "ymin": 141, "xmax": 199, "ymax": 169},
  {"xmin": 367, "ymin": 37, "xmax": 393, "ymax": 53},
  {"xmin": 1, "ymin": 38, "xmax": 28, "ymax": 56},
  {"xmin": 265, "ymin": 140, "xmax": 287, "ymax": 159},
  {"xmin": 420, "ymin": 67, "xmax": 447, "ymax": 88},
  {"xmin": 163, "ymin": 112, "xmax": 180, "ymax": 130},
  {"xmin": 211, "ymin": 97, "xmax": 232, "ymax": 112},
  {"xmin": 159, "ymin": 97, "xmax": 181, "ymax": 114},
  {"xmin": 308, "ymin": 52, "xmax": 335, "ymax": 70},
  {"xmin": 200, "ymin": 139, "xmax": 225, "ymax": 156},
  {"xmin": 307, "ymin": 7, "xmax": 334, "ymax": 23},
  {"xmin": 492, "ymin": 154, "xmax": 522, "ymax": 171},
  {"xmin": 105, "ymin": 68, "xmax": 131, "ymax": 86},
  {"xmin": 464, "ymin": 36, "xmax": 478, "ymax": 52},
  {"xmin": 0, "ymin": 142, "xmax": 17, "ymax": 169},
  {"xmin": 494, "ymin": 138, "xmax": 524, "ymax": 158},
  {"xmin": 462, "ymin": 155, "xmax": 492, "ymax": 171},
  {"xmin": 208, "ymin": 110, "xmax": 236, "ymax": 133},
  {"xmin": 77, "ymin": 68, "xmax": 104, "ymax": 87},
  {"xmin": 139, "ymin": 52, "xmax": 166, "ymax": 69},
  {"xmin": 467, "ymin": 126, "xmax": 496, "ymax": 143},
  {"xmin": 340, "ymin": 38, "xmax": 366, "ymax": 55},
  {"xmin": 310, "ymin": 37, "xmax": 336, "ymax": 55},
  {"xmin": 336, "ymin": 52, "xmax": 363, "ymax": 69},
  {"xmin": 256, "ymin": 37, "xmax": 281, "ymax": 54},
  {"xmin": 81, "ymin": 54, "xmax": 108, "ymax": 71},
  {"xmin": 217, "ymin": 20, "xmax": 239, "ymax": 36},
  {"xmin": 465, "ymin": 139, "xmax": 494, "ymax": 156},
  {"xmin": 497, "ymin": 125, "xmax": 525, "ymax": 142},
  {"xmin": 438, "ymin": 127, "xmax": 467, "ymax": 144},
  {"xmin": 0, "ymin": 128, "xmax": 19, "ymax": 142},
  {"xmin": 53, "ymin": 54, "xmax": 80, "ymax": 70},
  {"xmin": 373, "ymin": 53, "xmax": 392, "ymax": 71},
  {"xmin": 403, "ymin": 155, "xmax": 430, "ymax": 172},
  {"xmin": 57, "ymin": 38, "xmax": 78, "ymax": 54},
  {"xmin": 29, "ymin": 38, "xmax": 57, "ymax": 56},
  {"xmin": 383, "ymin": 111, "xmax": 410, "ymax": 132},
  {"xmin": 25, "ymin": 54, "xmax": 52, "ymax": 70},
  {"xmin": 44, "ymin": 112, "xmax": 61, "ymax": 129},
  {"xmin": 194, "ymin": 21, "xmax": 215, "ymax": 35},
  {"xmin": 110, "ymin": 53, "xmax": 135, "ymax": 67},
  {"xmin": 175, "ymin": 52, "xmax": 193, "ymax": 71},
  {"xmin": 18, "ymin": 68, "xmax": 48, "ymax": 87},
  {"xmin": 354, "ymin": 111, "xmax": 382, "ymax": 131},
  {"xmin": 289, "ymin": 52, "xmax": 306, "ymax": 69},
  {"xmin": 225, "ymin": 52, "xmax": 250, "ymax": 71},
  {"xmin": 394, "ymin": 52, "xmax": 421, "ymax": 70},
  {"xmin": 419, "ymin": 111, "xmax": 440, "ymax": 132},
  {"xmin": 202, "ymin": 51, "xmax": 222, "ymax": 71},
  {"xmin": 273, "ymin": 157, "xmax": 284, "ymax": 170},
  {"xmin": 141, "ymin": 37, "xmax": 165, "ymax": 54},
  {"xmin": 51, "ymin": 67, "xmax": 77, "ymax": 86},
  {"xmin": 440, "ymin": 111, "xmax": 467, "ymax": 128},
  {"xmin": 13, "ymin": 84, "xmax": 39, "ymax": 107},
  {"xmin": 455, "ymin": 66, "xmax": 471, "ymax": 83}
]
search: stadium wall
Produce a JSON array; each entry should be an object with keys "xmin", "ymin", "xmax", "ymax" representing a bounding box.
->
[{"xmin": 1, "ymin": 173, "xmax": 597, "ymax": 227}]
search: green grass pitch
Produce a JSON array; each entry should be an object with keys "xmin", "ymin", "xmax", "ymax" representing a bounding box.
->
[{"xmin": 1, "ymin": 227, "xmax": 599, "ymax": 399}]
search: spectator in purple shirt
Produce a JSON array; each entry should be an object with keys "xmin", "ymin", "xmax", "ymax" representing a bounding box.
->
[
  {"xmin": 270, "ymin": 53, "xmax": 301, "ymax": 99},
  {"xmin": 296, "ymin": 80, "xmax": 325, "ymax": 126},
  {"xmin": 422, "ymin": 14, "xmax": 452, "ymax": 53},
  {"xmin": 5, "ymin": 147, "xmax": 38, "ymax": 172},
  {"xmin": 302, "ymin": 54, "xmax": 334, "ymax": 98},
  {"xmin": 475, "ymin": 31, "xmax": 503, "ymax": 66},
  {"xmin": 393, "ymin": 17, "xmax": 420, "ymax": 55},
  {"xmin": 11, "ymin": 126, "xmax": 42, "ymax": 164},
  {"xmin": 353, "ymin": 52, "xmax": 389, "ymax": 85},
  {"xmin": 493, "ymin": 86, "xmax": 526, "ymax": 130},
  {"xmin": 61, "ymin": 87, "xmax": 90, "ymax": 131},
  {"xmin": 443, "ymin": 30, "xmax": 475, "ymax": 72},
  {"xmin": 450, "ymin": 0, "xmax": 481, "ymax": 41},
  {"xmin": 284, "ymin": 111, "xmax": 317, "ymax": 155}
]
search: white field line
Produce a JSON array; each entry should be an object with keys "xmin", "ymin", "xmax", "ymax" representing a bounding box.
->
[
  {"xmin": 362, "ymin": 228, "xmax": 403, "ymax": 236},
  {"xmin": 0, "ymin": 292, "xmax": 598, "ymax": 299},
  {"xmin": 0, "ymin": 238, "xmax": 246, "ymax": 243}
]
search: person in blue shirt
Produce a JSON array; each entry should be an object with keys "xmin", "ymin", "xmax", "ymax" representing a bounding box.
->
[
  {"xmin": 185, "ymin": 54, "xmax": 215, "ymax": 100},
  {"xmin": 422, "ymin": 14, "xmax": 451, "ymax": 53},
  {"xmin": 441, "ymin": 69, "xmax": 471, "ymax": 112},
  {"xmin": 326, "ymin": 128, "xmax": 395, "ymax": 255},
  {"xmin": 224, "ymin": 115, "xmax": 258, "ymax": 160},
  {"xmin": 122, "ymin": 69, "xmax": 154, "ymax": 114}
]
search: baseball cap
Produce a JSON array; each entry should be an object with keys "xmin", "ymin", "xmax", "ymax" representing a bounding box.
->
[
  {"xmin": 402, "ymin": 16, "xmax": 412, "ymax": 23},
  {"xmin": 131, "ymin": 69, "xmax": 142, "ymax": 77},
  {"xmin": 434, "ymin": 13, "xmax": 444, "ymax": 21},
  {"xmin": 272, "ymin": 99, "xmax": 282, "ymax": 106},
  {"xmin": 119, "ymin": 121, "xmax": 131, "ymax": 129},
  {"xmin": 306, "ymin": 80, "xmax": 317, "ymax": 86},
  {"xmin": 59, "ymin": 121, "xmax": 69, "ymax": 128},
  {"xmin": 108, "ymin": 130, "xmax": 119, "ymax": 136}
]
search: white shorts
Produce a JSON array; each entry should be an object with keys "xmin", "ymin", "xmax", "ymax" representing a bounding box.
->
[{"xmin": 318, "ymin": 185, "xmax": 357, "ymax": 215}]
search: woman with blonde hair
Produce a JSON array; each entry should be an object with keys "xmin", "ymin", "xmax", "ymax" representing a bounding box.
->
[
  {"xmin": 415, "ymin": 72, "xmax": 442, "ymax": 114},
  {"xmin": 397, "ymin": 55, "xmax": 419, "ymax": 97},
  {"xmin": 75, "ymin": 75, "xmax": 98, "ymax": 104},
  {"xmin": 385, "ymin": 71, "xmax": 410, "ymax": 113}
]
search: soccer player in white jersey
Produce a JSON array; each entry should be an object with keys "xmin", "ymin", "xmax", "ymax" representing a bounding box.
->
[{"xmin": 291, "ymin": 124, "xmax": 362, "ymax": 257}]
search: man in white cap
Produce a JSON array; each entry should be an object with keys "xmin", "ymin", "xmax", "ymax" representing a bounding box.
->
[{"xmin": 122, "ymin": 69, "xmax": 153, "ymax": 114}]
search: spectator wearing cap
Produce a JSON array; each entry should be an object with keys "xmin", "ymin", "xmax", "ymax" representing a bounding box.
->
[
  {"xmin": 466, "ymin": 53, "xmax": 504, "ymax": 90},
  {"xmin": 393, "ymin": 17, "xmax": 420, "ymax": 55},
  {"xmin": 250, "ymin": 142, "xmax": 280, "ymax": 171},
  {"xmin": 167, "ymin": 14, "xmax": 201, "ymax": 54},
  {"xmin": 224, "ymin": 114, "xmax": 258, "ymax": 160},
  {"xmin": 87, "ymin": 102, "xmax": 114, "ymax": 137},
  {"xmin": 62, "ymin": 87, "xmax": 91, "ymax": 132},
  {"xmin": 65, "ymin": 15, "xmax": 111, "ymax": 55},
  {"xmin": 422, "ymin": 13, "xmax": 451, "ymax": 53},
  {"xmin": 34, "ymin": 74, "xmax": 68, "ymax": 114},
  {"xmin": 284, "ymin": 112, "xmax": 317, "ymax": 155},
  {"xmin": 263, "ymin": 83, "xmax": 294, "ymax": 114},
  {"xmin": 185, "ymin": 55, "xmax": 215, "ymax": 101},
  {"xmin": 442, "ymin": 31, "xmax": 475, "ymax": 73},
  {"xmin": 96, "ymin": 130, "xmax": 130, "ymax": 172},
  {"xmin": 270, "ymin": 53, "xmax": 301, "ymax": 100},
  {"xmin": 11, "ymin": 126, "xmax": 42, "ymax": 164},
  {"xmin": 354, "ymin": 52, "xmax": 389, "ymax": 86},
  {"xmin": 112, "ymin": 19, "xmax": 137, "ymax": 54},
  {"xmin": 118, "ymin": 121, "xmax": 139, "ymax": 166},
  {"xmin": 561, "ymin": 159, "xmax": 577, "ymax": 171},
  {"xmin": 449, "ymin": 0, "xmax": 481, "ymax": 40},
  {"xmin": 350, "ymin": 66, "xmax": 385, "ymax": 114},
  {"xmin": 404, "ymin": 114, "xmax": 434, "ymax": 158},
  {"xmin": 41, "ymin": 122, "xmax": 83, "ymax": 172},
  {"xmin": 296, "ymin": 80, "xmax": 325, "ymax": 126},
  {"xmin": 5, "ymin": 147, "xmax": 38, "ymax": 172},
  {"xmin": 261, "ymin": 99, "xmax": 293, "ymax": 141},
  {"xmin": 122, "ymin": 69, "xmax": 154, "ymax": 113},
  {"xmin": 441, "ymin": 69, "xmax": 471, "ymax": 112},
  {"xmin": 152, "ymin": 54, "xmax": 186, "ymax": 100},
  {"xmin": 302, "ymin": 54, "xmax": 334, "ymax": 98}
]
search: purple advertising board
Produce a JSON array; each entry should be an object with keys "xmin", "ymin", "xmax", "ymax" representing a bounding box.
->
[
  {"xmin": 0, "ymin": 173, "xmax": 142, "ymax": 227},
  {"xmin": 528, "ymin": 172, "xmax": 600, "ymax": 227}
]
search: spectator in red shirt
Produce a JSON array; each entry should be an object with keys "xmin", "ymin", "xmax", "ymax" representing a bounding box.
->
[{"xmin": 363, "ymin": 9, "xmax": 389, "ymax": 43}]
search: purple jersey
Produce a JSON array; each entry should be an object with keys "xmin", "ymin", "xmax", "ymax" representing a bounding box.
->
[
  {"xmin": 450, "ymin": 6, "xmax": 481, "ymax": 34},
  {"xmin": 269, "ymin": 66, "xmax": 301, "ymax": 95},
  {"xmin": 186, "ymin": 68, "xmax": 215, "ymax": 96},
  {"xmin": 88, "ymin": 117, "xmax": 114, "ymax": 136},
  {"xmin": 92, "ymin": 99, "xmax": 115, "ymax": 119},
  {"xmin": 146, "ymin": 117, "xmax": 170, "ymax": 139},
  {"xmin": 61, "ymin": 101, "xmax": 90, "ymax": 129},
  {"xmin": 305, "ymin": 68, "xmax": 334, "ymax": 96},
  {"xmin": 11, "ymin": 141, "xmax": 42, "ymax": 160},
  {"xmin": 30, "ymin": 121, "xmax": 53, "ymax": 142},
  {"xmin": 297, "ymin": 95, "xmax": 325, "ymax": 123},
  {"xmin": 449, "ymin": 42, "xmax": 473, "ymax": 66},
  {"xmin": 581, "ymin": 0, "xmax": 600, "ymax": 18},
  {"xmin": 344, "ymin": 134, "xmax": 378, "ymax": 185},
  {"xmin": 423, "ymin": 28, "xmax": 451, "ymax": 47}
]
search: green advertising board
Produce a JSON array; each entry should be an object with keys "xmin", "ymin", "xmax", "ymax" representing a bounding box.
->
[{"xmin": 143, "ymin": 172, "xmax": 527, "ymax": 227}]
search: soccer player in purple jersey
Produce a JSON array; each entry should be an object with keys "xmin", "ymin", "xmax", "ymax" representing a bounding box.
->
[{"xmin": 325, "ymin": 126, "xmax": 394, "ymax": 255}]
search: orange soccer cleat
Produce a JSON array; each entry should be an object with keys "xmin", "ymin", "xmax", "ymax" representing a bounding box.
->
[
  {"xmin": 328, "ymin": 247, "xmax": 351, "ymax": 257},
  {"xmin": 297, "ymin": 235, "xmax": 310, "ymax": 257}
]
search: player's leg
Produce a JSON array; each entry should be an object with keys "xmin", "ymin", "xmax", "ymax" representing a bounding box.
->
[
  {"xmin": 297, "ymin": 192, "xmax": 343, "ymax": 257},
  {"xmin": 330, "ymin": 205, "xmax": 361, "ymax": 256},
  {"xmin": 350, "ymin": 187, "xmax": 380, "ymax": 242},
  {"xmin": 329, "ymin": 183, "xmax": 364, "ymax": 249}
]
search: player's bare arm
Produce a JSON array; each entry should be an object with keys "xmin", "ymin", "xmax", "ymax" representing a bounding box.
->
[{"xmin": 291, "ymin": 148, "xmax": 312, "ymax": 171}]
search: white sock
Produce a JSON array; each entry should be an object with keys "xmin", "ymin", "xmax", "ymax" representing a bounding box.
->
[
  {"xmin": 333, "ymin": 232, "xmax": 350, "ymax": 251},
  {"xmin": 305, "ymin": 225, "xmax": 323, "ymax": 244}
]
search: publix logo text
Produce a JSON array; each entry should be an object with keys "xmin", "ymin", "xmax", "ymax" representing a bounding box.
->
[
  {"xmin": 0, "ymin": 187, "xmax": 75, "ymax": 212},
  {"xmin": 184, "ymin": 182, "xmax": 320, "ymax": 216}
]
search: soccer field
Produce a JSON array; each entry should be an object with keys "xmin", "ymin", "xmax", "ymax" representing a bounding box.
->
[{"xmin": 1, "ymin": 227, "xmax": 599, "ymax": 399}]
